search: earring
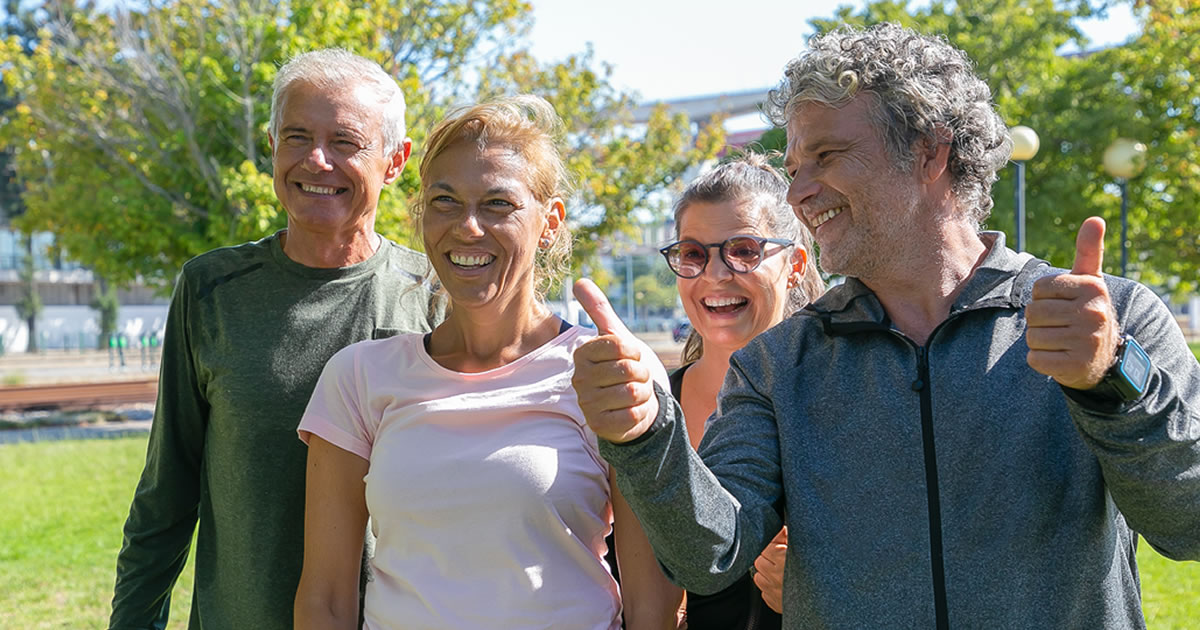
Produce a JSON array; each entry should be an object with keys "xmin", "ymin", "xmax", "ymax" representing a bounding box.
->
[
  {"xmin": 787, "ymin": 275, "xmax": 799, "ymax": 290},
  {"xmin": 539, "ymin": 236, "xmax": 552, "ymax": 249}
]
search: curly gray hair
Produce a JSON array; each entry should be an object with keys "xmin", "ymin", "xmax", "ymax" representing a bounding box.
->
[{"xmin": 765, "ymin": 23, "xmax": 1012, "ymax": 225}]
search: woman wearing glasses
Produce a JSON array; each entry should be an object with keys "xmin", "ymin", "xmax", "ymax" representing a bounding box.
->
[
  {"xmin": 294, "ymin": 96, "xmax": 681, "ymax": 630},
  {"xmin": 659, "ymin": 154, "xmax": 824, "ymax": 629}
]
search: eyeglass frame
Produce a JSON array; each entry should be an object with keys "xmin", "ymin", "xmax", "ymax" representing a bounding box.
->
[{"xmin": 658, "ymin": 235, "xmax": 795, "ymax": 279}]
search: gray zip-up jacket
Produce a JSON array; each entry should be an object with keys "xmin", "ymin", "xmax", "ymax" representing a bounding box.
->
[{"xmin": 599, "ymin": 233, "xmax": 1200, "ymax": 629}]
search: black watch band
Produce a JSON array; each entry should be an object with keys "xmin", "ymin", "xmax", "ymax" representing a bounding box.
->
[{"xmin": 1099, "ymin": 334, "xmax": 1152, "ymax": 402}]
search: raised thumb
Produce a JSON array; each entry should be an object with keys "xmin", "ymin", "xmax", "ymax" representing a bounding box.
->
[
  {"xmin": 574, "ymin": 278, "xmax": 631, "ymax": 337},
  {"xmin": 1071, "ymin": 216, "xmax": 1106, "ymax": 277}
]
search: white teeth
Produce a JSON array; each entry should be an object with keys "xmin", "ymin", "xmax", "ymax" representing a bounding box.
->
[
  {"xmin": 702, "ymin": 296, "xmax": 748, "ymax": 308},
  {"xmin": 449, "ymin": 253, "xmax": 495, "ymax": 267},
  {"xmin": 300, "ymin": 184, "xmax": 338, "ymax": 195},
  {"xmin": 812, "ymin": 206, "xmax": 845, "ymax": 228}
]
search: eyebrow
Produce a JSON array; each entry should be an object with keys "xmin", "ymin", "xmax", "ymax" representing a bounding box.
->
[
  {"xmin": 278, "ymin": 125, "xmax": 366, "ymax": 140},
  {"xmin": 428, "ymin": 182, "xmax": 519, "ymax": 197}
]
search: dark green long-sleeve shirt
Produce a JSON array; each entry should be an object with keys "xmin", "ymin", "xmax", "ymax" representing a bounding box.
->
[{"xmin": 110, "ymin": 232, "xmax": 444, "ymax": 630}]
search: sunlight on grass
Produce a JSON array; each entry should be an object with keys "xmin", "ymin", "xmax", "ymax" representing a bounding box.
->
[
  {"xmin": 0, "ymin": 435, "xmax": 1196, "ymax": 628},
  {"xmin": 0, "ymin": 437, "xmax": 194, "ymax": 629}
]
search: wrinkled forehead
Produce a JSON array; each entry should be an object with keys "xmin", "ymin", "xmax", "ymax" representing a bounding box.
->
[
  {"xmin": 677, "ymin": 198, "xmax": 772, "ymax": 238},
  {"xmin": 278, "ymin": 79, "xmax": 387, "ymax": 122},
  {"xmin": 784, "ymin": 96, "xmax": 878, "ymax": 161}
]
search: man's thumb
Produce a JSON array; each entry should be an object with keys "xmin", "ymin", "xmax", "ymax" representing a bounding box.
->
[
  {"xmin": 574, "ymin": 278, "xmax": 631, "ymax": 337},
  {"xmin": 1071, "ymin": 216, "xmax": 1106, "ymax": 277}
]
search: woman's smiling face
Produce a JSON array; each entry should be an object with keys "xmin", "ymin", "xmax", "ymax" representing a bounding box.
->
[
  {"xmin": 421, "ymin": 140, "xmax": 554, "ymax": 312},
  {"xmin": 675, "ymin": 199, "xmax": 797, "ymax": 355}
]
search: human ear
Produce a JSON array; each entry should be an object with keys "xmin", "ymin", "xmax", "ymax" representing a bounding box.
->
[
  {"xmin": 383, "ymin": 137, "xmax": 414, "ymax": 185},
  {"xmin": 917, "ymin": 125, "xmax": 952, "ymax": 183},
  {"xmin": 542, "ymin": 197, "xmax": 566, "ymax": 242},
  {"xmin": 791, "ymin": 245, "xmax": 808, "ymax": 277}
]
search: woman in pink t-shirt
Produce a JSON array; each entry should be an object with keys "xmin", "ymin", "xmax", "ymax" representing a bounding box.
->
[{"xmin": 294, "ymin": 95, "xmax": 682, "ymax": 630}]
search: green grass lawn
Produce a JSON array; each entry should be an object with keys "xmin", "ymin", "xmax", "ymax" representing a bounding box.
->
[
  {"xmin": 0, "ymin": 437, "xmax": 194, "ymax": 629},
  {"xmin": 1189, "ymin": 341, "xmax": 1200, "ymax": 361},
  {"xmin": 1, "ymin": 435, "xmax": 1198, "ymax": 628}
]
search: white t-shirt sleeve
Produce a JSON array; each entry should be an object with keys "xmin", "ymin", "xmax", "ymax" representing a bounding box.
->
[{"xmin": 298, "ymin": 342, "xmax": 374, "ymax": 461}]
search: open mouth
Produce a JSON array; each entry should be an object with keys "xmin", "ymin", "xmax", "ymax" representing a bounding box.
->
[
  {"xmin": 702, "ymin": 296, "xmax": 748, "ymax": 314},
  {"xmin": 448, "ymin": 253, "xmax": 496, "ymax": 269},
  {"xmin": 296, "ymin": 183, "xmax": 348, "ymax": 196},
  {"xmin": 812, "ymin": 206, "xmax": 845, "ymax": 228}
]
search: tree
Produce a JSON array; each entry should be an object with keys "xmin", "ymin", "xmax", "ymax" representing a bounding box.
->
[
  {"xmin": 0, "ymin": 0, "xmax": 39, "ymax": 224},
  {"xmin": 755, "ymin": 0, "xmax": 1199, "ymax": 296},
  {"xmin": 14, "ymin": 234, "xmax": 40, "ymax": 351},
  {"xmin": 633, "ymin": 271, "xmax": 678, "ymax": 316},
  {"xmin": 90, "ymin": 276, "xmax": 120, "ymax": 350},
  {"xmin": 0, "ymin": 0, "xmax": 723, "ymax": 291}
]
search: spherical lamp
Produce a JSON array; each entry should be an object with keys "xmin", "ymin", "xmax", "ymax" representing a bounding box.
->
[
  {"xmin": 1010, "ymin": 126, "xmax": 1040, "ymax": 162},
  {"xmin": 1102, "ymin": 138, "xmax": 1147, "ymax": 179}
]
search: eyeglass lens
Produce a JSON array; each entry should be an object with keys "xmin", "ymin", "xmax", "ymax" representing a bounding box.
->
[{"xmin": 666, "ymin": 236, "xmax": 766, "ymax": 278}]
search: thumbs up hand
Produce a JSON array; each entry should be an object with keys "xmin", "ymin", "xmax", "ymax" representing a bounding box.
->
[
  {"xmin": 1025, "ymin": 217, "xmax": 1121, "ymax": 390},
  {"xmin": 571, "ymin": 279, "xmax": 661, "ymax": 443}
]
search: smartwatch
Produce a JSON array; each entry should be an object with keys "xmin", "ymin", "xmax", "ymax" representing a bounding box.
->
[{"xmin": 1099, "ymin": 334, "xmax": 1152, "ymax": 401}]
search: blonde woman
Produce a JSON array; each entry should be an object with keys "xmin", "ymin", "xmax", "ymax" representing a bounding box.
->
[{"xmin": 294, "ymin": 96, "xmax": 680, "ymax": 630}]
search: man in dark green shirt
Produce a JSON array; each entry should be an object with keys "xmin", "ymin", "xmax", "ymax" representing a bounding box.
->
[{"xmin": 109, "ymin": 49, "xmax": 443, "ymax": 630}]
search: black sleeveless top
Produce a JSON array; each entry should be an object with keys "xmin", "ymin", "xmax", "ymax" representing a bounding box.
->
[{"xmin": 605, "ymin": 363, "xmax": 782, "ymax": 630}]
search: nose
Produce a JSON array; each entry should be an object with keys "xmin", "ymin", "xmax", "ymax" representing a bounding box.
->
[
  {"xmin": 702, "ymin": 245, "xmax": 735, "ymax": 280},
  {"xmin": 302, "ymin": 145, "xmax": 333, "ymax": 173},
  {"xmin": 786, "ymin": 166, "xmax": 820, "ymax": 217},
  {"xmin": 452, "ymin": 207, "xmax": 486, "ymax": 239}
]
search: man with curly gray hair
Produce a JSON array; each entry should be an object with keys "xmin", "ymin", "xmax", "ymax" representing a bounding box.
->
[{"xmin": 572, "ymin": 23, "xmax": 1200, "ymax": 629}]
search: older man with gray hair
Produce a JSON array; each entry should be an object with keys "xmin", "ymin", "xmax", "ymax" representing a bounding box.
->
[
  {"xmin": 109, "ymin": 49, "xmax": 442, "ymax": 630},
  {"xmin": 572, "ymin": 23, "xmax": 1200, "ymax": 629}
]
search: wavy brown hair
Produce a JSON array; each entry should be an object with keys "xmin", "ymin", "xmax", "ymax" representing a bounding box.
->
[{"xmin": 673, "ymin": 153, "xmax": 825, "ymax": 364}]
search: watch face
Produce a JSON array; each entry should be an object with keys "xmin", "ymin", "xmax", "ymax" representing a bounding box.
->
[{"xmin": 1120, "ymin": 338, "xmax": 1152, "ymax": 394}]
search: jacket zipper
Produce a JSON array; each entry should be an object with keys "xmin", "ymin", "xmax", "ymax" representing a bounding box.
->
[{"xmin": 913, "ymin": 344, "xmax": 949, "ymax": 630}]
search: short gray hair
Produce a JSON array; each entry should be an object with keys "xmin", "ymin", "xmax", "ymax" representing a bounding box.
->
[
  {"xmin": 270, "ymin": 48, "xmax": 408, "ymax": 156},
  {"xmin": 765, "ymin": 23, "xmax": 1011, "ymax": 225}
]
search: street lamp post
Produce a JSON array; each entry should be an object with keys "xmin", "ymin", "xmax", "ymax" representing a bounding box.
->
[
  {"xmin": 1009, "ymin": 126, "xmax": 1040, "ymax": 252},
  {"xmin": 1102, "ymin": 138, "xmax": 1147, "ymax": 277}
]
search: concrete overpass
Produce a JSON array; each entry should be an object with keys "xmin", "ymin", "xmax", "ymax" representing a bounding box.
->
[{"xmin": 631, "ymin": 87, "xmax": 771, "ymax": 125}]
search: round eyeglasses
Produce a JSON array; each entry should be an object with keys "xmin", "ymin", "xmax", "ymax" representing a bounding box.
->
[{"xmin": 659, "ymin": 235, "xmax": 794, "ymax": 279}]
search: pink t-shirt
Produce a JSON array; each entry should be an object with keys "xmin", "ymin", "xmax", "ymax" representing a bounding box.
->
[{"xmin": 299, "ymin": 326, "xmax": 667, "ymax": 630}]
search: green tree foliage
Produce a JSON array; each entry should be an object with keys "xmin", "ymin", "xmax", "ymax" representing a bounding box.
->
[
  {"xmin": 756, "ymin": 0, "xmax": 1199, "ymax": 296},
  {"xmin": 0, "ymin": 0, "xmax": 39, "ymax": 224},
  {"xmin": 0, "ymin": 0, "xmax": 723, "ymax": 289},
  {"xmin": 633, "ymin": 271, "xmax": 677, "ymax": 314}
]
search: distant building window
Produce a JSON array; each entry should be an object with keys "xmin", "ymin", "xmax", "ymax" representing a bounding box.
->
[{"xmin": 0, "ymin": 228, "xmax": 84, "ymax": 271}]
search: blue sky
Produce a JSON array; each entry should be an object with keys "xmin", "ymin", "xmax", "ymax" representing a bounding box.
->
[{"xmin": 527, "ymin": 0, "xmax": 1138, "ymax": 105}]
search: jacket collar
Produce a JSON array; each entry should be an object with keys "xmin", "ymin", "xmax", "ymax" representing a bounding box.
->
[{"xmin": 805, "ymin": 231, "xmax": 1047, "ymax": 334}]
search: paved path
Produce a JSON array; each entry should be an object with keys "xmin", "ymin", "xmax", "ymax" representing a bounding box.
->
[
  {"xmin": 0, "ymin": 419, "xmax": 152, "ymax": 445},
  {"xmin": 0, "ymin": 332, "xmax": 685, "ymax": 446}
]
